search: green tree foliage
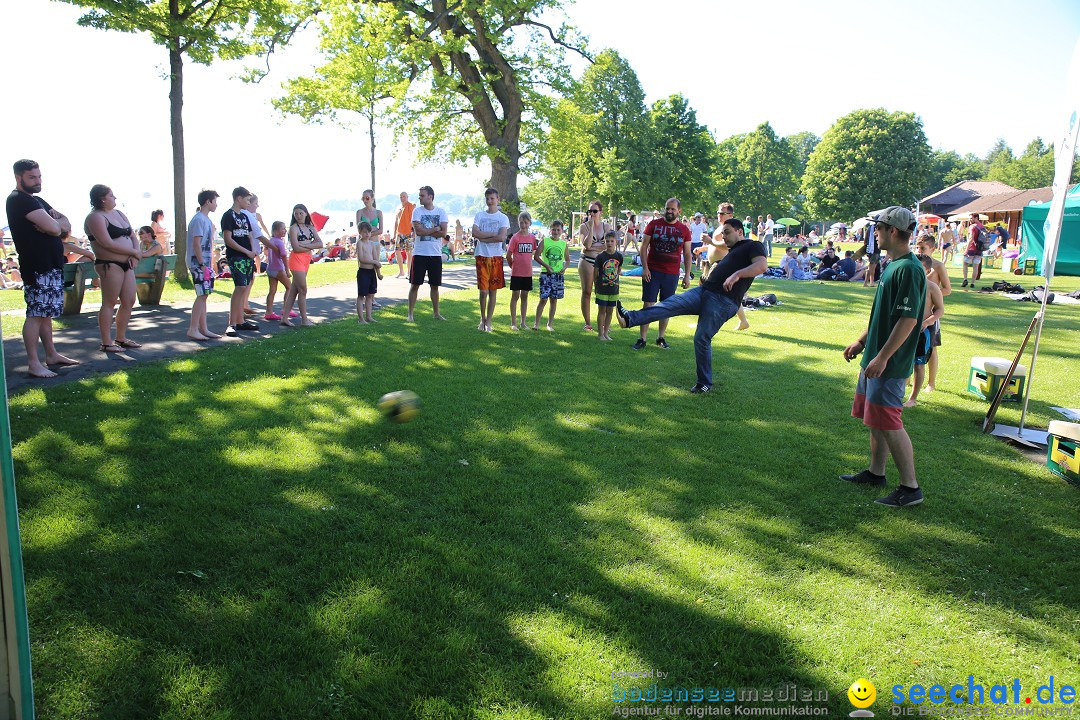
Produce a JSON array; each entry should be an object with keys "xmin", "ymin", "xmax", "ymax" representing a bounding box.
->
[
  {"xmin": 786, "ymin": 131, "xmax": 820, "ymax": 177},
  {"xmin": 524, "ymin": 49, "xmax": 654, "ymax": 222},
  {"xmin": 295, "ymin": 0, "xmax": 587, "ymax": 212},
  {"xmin": 648, "ymin": 94, "xmax": 717, "ymax": 213},
  {"xmin": 275, "ymin": 1, "xmax": 411, "ymax": 194},
  {"xmin": 802, "ymin": 108, "xmax": 931, "ymax": 220},
  {"xmin": 735, "ymin": 122, "xmax": 799, "ymax": 218},
  {"xmin": 56, "ymin": 0, "xmax": 306, "ymax": 282},
  {"xmin": 521, "ymin": 98, "xmax": 596, "ymax": 223}
]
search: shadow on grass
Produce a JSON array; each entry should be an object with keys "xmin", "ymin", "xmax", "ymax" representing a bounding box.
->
[{"xmin": 10, "ymin": 287, "xmax": 1080, "ymax": 718}]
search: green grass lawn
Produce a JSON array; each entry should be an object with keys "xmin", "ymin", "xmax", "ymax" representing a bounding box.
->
[{"xmin": 9, "ymin": 267, "xmax": 1080, "ymax": 718}]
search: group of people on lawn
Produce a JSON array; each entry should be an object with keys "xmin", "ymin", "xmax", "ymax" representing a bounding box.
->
[{"xmin": 8, "ymin": 157, "xmax": 935, "ymax": 508}]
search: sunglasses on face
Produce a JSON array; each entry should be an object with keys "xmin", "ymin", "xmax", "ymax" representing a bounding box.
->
[{"xmin": 588, "ymin": 209, "xmax": 599, "ymax": 214}]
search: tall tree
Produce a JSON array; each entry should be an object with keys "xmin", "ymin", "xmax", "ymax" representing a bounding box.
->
[
  {"xmin": 57, "ymin": 0, "xmax": 304, "ymax": 282},
  {"xmin": 275, "ymin": 2, "xmax": 410, "ymax": 194},
  {"xmin": 785, "ymin": 131, "xmax": 820, "ymax": 178},
  {"xmin": 648, "ymin": 93, "xmax": 717, "ymax": 213},
  {"xmin": 300, "ymin": 0, "xmax": 589, "ymax": 212},
  {"xmin": 736, "ymin": 122, "xmax": 799, "ymax": 219},
  {"xmin": 572, "ymin": 49, "xmax": 654, "ymax": 212},
  {"xmin": 802, "ymin": 108, "xmax": 931, "ymax": 221}
]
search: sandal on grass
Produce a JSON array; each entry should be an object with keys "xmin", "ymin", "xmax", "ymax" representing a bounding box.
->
[
  {"xmin": 116, "ymin": 339, "xmax": 142, "ymax": 349},
  {"xmin": 100, "ymin": 343, "xmax": 123, "ymax": 353}
]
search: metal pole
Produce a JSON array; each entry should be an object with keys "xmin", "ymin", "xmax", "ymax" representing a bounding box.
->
[{"xmin": 1016, "ymin": 282, "xmax": 1052, "ymax": 433}]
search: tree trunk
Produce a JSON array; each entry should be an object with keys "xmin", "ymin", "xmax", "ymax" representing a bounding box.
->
[
  {"xmin": 168, "ymin": 37, "xmax": 189, "ymax": 283},
  {"xmin": 488, "ymin": 152, "xmax": 520, "ymax": 211},
  {"xmin": 368, "ymin": 102, "xmax": 376, "ymax": 194}
]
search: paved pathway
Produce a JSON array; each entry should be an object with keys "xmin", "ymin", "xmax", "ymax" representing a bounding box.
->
[{"xmin": 3, "ymin": 260, "xmax": 482, "ymax": 395}]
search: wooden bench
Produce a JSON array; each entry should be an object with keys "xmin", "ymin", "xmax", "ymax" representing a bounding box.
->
[{"xmin": 62, "ymin": 255, "xmax": 177, "ymax": 315}]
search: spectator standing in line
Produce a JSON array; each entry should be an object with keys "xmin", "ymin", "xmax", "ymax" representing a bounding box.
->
[
  {"xmin": 635, "ymin": 197, "xmax": 692, "ymax": 350},
  {"xmin": 5, "ymin": 159, "xmax": 81, "ymax": 377},
  {"xmin": 392, "ymin": 191, "xmax": 415, "ymax": 278},
  {"xmin": 186, "ymin": 189, "xmax": 222, "ymax": 341},
  {"xmin": 471, "ymin": 187, "xmax": 510, "ymax": 332},
  {"xmin": 961, "ymin": 214, "xmax": 986, "ymax": 287},
  {"xmin": 408, "ymin": 185, "xmax": 449, "ymax": 322}
]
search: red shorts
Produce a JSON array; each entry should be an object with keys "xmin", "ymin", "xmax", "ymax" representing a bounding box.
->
[
  {"xmin": 475, "ymin": 256, "xmax": 505, "ymax": 291},
  {"xmin": 851, "ymin": 370, "xmax": 905, "ymax": 431}
]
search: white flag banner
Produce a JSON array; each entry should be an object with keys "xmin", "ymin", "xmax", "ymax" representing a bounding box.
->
[{"xmin": 1043, "ymin": 36, "xmax": 1080, "ymax": 281}]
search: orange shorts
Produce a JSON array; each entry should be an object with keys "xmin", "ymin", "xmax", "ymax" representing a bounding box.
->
[
  {"xmin": 288, "ymin": 252, "xmax": 312, "ymax": 273},
  {"xmin": 475, "ymin": 256, "xmax": 505, "ymax": 291}
]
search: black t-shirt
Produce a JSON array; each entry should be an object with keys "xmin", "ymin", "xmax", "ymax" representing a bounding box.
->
[
  {"xmin": 5, "ymin": 190, "xmax": 65, "ymax": 281},
  {"xmin": 221, "ymin": 208, "xmax": 253, "ymax": 259},
  {"xmin": 702, "ymin": 239, "xmax": 766, "ymax": 302},
  {"xmin": 820, "ymin": 253, "xmax": 839, "ymax": 269}
]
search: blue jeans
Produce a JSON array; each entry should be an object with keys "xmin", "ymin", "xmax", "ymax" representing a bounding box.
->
[
  {"xmin": 624, "ymin": 287, "xmax": 740, "ymax": 386},
  {"xmin": 762, "ymin": 235, "xmax": 773, "ymax": 256}
]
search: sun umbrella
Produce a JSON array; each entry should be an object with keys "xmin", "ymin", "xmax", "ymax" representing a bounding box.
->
[
  {"xmin": 851, "ymin": 217, "xmax": 872, "ymax": 231},
  {"xmin": 775, "ymin": 218, "xmax": 799, "ymax": 226},
  {"xmin": 829, "ymin": 222, "xmax": 847, "ymax": 230},
  {"xmin": 918, "ymin": 213, "xmax": 942, "ymax": 224}
]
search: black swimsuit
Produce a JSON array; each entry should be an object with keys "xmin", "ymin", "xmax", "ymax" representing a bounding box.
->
[{"xmin": 89, "ymin": 215, "xmax": 135, "ymax": 275}]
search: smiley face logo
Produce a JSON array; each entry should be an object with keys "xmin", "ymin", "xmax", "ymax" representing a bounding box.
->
[{"xmin": 848, "ymin": 678, "xmax": 876, "ymax": 709}]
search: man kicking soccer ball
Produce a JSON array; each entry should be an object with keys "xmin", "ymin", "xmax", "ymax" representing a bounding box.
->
[{"xmin": 617, "ymin": 217, "xmax": 766, "ymax": 393}]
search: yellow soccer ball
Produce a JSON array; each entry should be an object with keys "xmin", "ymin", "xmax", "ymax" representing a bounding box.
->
[{"xmin": 378, "ymin": 390, "xmax": 422, "ymax": 424}]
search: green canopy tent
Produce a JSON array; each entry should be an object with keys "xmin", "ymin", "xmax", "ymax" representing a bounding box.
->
[{"xmin": 1020, "ymin": 183, "xmax": 1080, "ymax": 277}]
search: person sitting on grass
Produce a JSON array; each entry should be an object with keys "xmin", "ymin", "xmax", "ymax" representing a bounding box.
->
[{"xmin": 904, "ymin": 254, "xmax": 945, "ymax": 408}]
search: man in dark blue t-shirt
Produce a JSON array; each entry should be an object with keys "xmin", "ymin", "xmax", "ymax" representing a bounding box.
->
[{"xmin": 617, "ymin": 218, "xmax": 767, "ymax": 393}]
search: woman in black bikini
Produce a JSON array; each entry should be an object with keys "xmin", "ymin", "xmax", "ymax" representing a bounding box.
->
[
  {"xmin": 84, "ymin": 184, "xmax": 142, "ymax": 352},
  {"xmin": 576, "ymin": 200, "xmax": 611, "ymax": 332}
]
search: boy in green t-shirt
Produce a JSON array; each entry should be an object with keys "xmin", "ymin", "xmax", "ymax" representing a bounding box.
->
[
  {"xmin": 533, "ymin": 219, "xmax": 571, "ymax": 332},
  {"xmin": 841, "ymin": 206, "xmax": 927, "ymax": 508}
]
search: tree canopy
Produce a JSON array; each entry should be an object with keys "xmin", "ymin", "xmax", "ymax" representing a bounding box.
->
[
  {"xmin": 802, "ymin": 108, "xmax": 931, "ymax": 220},
  {"xmin": 288, "ymin": 0, "xmax": 588, "ymax": 211},
  {"xmin": 57, "ymin": 0, "xmax": 306, "ymax": 281}
]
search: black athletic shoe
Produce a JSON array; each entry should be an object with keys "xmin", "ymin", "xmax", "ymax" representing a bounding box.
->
[
  {"xmin": 961, "ymin": 279, "xmax": 969, "ymax": 288},
  {"xmin": 656, "ymin": 337, "xmax": 670, "ymax": 349},
  {"xmin": 616, "ymin": 301, "xmax": 630, "ymax": 328},
  {"xmin": 632, "ymin": 338, "xmax": 647, "ymax": 350},
  {"xmin": 839, "ymin": 470, "xmax": 887, "ymax": 486},
  {"xmin": 238, "ymin": 320, "xmax": 260, "ymax": 331},
  {"xmin": 875, "ymin": 485, "xmax": 924, "ymax": 508},
  {"xmin": 225, "ymin": 326, "xmax": 239, "ymax": 337},
  {"xmin": 690, "ymin": 383, "xmax": 711, "ymax": 393}
]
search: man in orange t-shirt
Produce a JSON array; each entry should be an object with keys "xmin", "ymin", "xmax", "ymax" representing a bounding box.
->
[{"xmin": 392, "ymin": 191, "xmax": 415, "ymax": 278}]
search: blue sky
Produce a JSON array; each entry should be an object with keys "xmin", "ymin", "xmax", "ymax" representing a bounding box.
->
[{"xmin": 2, "ymin": 0, "xmax": 1078, "ymax": 231}]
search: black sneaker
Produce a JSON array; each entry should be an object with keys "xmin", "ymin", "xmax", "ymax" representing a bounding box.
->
[
  {"xmin": 690, "ymin": 383, "xmax": 711, "ymax": 393},
  {"xmin": 839, "ymin": 470, "xmax": 887, "ymax": 486},
  {"xmin": 875, "ymin": 485, "xmax": 924, "ymax": 508},
  {"xmin": 656, "ymin": 337, "xmax": 670, "ymax": 349},
  {"xmin": 225, "ymin": 326, "xmax": 239, "ymax": 337},
  {"xmin": 961, "ymin": 279, "xmax": 969, "ymax": 288},
  {"xmin": 238, "ymin": 320, "xmax": 260, "ymax": 331},
  {"xmin": 632, "ymin": 338, "xmax": 647, "ymax": 350},
  {"xmin": 616, "ymin": 301, "xmax": 630, "ymax": 328}
]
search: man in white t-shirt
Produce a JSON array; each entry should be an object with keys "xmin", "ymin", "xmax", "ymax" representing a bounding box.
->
[
  {"xmin": 471, "ymin": 187, "xmax": 510, "ymax": 332},
  {"xmin": 409, "ymin": 184, "xmax": 449, "ymax": 322},
  {"xmin": 689, "ymin": 212, "xmax": 708, "ymax": 267},
  {"xmin": 762, "ymin": 214, "xmax": 775, "ymax": 257}
]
